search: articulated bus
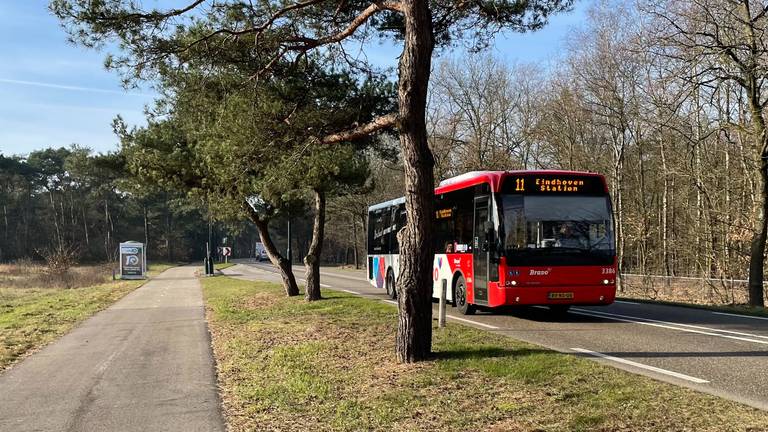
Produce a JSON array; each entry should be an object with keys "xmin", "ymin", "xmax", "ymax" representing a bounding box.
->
[{"xmin": 366, "ymin": 170, "xmax": 617, "ymax": 315}]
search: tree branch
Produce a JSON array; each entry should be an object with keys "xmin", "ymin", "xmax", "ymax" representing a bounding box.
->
[
  {"xmin": 321, "ymin": 113, "xmax": 398, "ymax": 144},
  {"xmin": 285, "ymin": 1, "xmax": 403, "ymax": 50}
]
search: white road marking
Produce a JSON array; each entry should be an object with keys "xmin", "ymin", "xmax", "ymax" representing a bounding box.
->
[
  {"xmin": 340, "ymin": 289, "xmax": 359, "ymax": 294},
  {"xmin": 571, "ymin": 348, "xmax": 710, "ymax": 384},
  {"xmin": 381, "ymin": 300, "xmax": 398, "ymax": 305},
  {"xmin": 320, "ymin": 283, "xmax": 332, "ymax": 288},
  {"xmin": 713, "ymin": 311, "xmax": 768, "ymax": 322},
  {"xmin": 579, "ymin": 308, "xmax": 768, "ymax": 340},
  {"xmin": 571, "ymin": 308, "xmax": 768, "ymax": 346},
  {"xmin": 447, "ymin": 316, "xmax": 500, "ymax": 330},
  {"xmin": 616, "ymin": 300, "xmax": 641, "ymax": 305}
]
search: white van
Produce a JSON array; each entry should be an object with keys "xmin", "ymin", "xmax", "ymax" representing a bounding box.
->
[{"xmin": 255, "ymin": 243, "xmax": 268, "ymax": 261}]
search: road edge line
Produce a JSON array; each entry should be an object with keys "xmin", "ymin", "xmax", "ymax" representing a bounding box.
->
[{"xmin": 571, "ymin": 347, "xmax": 709, "ymax": 384}]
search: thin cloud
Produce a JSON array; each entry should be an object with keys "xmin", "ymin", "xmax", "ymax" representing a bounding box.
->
[{"xmin": 0, "ymin": 78, "xmax": 153, "ymax": 97}]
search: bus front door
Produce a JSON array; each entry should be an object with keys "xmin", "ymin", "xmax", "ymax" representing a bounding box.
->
[{"xmin": 473, "ymin": 196, "xmax": 489, "ymax": 305}]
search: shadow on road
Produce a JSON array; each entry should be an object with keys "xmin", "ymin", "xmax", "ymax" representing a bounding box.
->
[{"xmin": 480, "ymin": 306, "xmax": 611, "ymax": 324}]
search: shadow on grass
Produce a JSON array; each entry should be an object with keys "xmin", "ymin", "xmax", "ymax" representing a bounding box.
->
[{"xmin": 434, "ymin": 346, "xmax": 552, "ymax": 361}]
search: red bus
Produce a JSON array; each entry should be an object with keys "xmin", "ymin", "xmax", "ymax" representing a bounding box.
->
[{"xmin": 367, "ymin": 170, "xmax": 617, "ymax": 315}]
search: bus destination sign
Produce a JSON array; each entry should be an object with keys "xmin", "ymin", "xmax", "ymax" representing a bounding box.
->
[{"xmin": 503, "ymin": 174, "xmax": 605, "ymax": 195}]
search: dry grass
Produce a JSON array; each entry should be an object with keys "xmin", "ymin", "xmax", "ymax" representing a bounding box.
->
[
  {"xmin": 203, "ymin": 277, "xmax": 768, "ymax": 432},
  {"xmin": 622, "ymin": 275, "xmax": 768, "ymax": 316},
  {"xmin": 0, "ymin": 262, "xmax": 175, "ymax": 371},
  {"xmin": 0, "ymin": 262, "xmax": 113, "ymax": 290}
]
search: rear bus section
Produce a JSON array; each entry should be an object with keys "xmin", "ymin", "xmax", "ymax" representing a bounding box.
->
[{"xmin": 367, "ymin": 198, "xmax": 405, "ymax": 299}]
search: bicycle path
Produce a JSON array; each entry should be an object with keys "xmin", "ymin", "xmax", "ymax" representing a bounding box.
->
[{"xmin": 0, "ymin": 266, "xmax": 225, "ymax": 432}]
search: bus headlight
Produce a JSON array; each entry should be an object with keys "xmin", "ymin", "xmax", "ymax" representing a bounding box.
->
[{"xmin": 603, "ymin": 279, "xmax": 610, "ymax": 285}]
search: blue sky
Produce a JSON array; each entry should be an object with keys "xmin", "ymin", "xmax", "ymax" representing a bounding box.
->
[{"xmin": 0, "ymin": 1, "xmax": 589, "ymax": 156}]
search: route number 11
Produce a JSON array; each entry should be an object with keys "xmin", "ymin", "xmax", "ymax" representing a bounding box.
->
[{"xmin": 515, "ymin": 178, "xmax": 525, "ymax": 191}]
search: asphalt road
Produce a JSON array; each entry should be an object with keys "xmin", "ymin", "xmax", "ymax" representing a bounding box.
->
[
  {"xmin": 0, "ymin": 266, "xmax": 226, "ymax": 432},
  {"xmin": 228, "ymin": 259, "xmax": 768, "ymax": 412}
]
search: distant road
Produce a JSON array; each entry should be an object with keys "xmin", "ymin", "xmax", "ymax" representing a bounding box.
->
[
  {"xmin": 228, "ymin": 259, "xmax": 768, "ymax": 411},
  {"xmin": 0, "ymin": 266, "xmax": 226, "ymax": 432}
]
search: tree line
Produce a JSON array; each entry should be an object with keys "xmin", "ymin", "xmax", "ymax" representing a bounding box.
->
[{"xmin": 0, "ymin": 146, "xmax": 211, "ymax": 263}]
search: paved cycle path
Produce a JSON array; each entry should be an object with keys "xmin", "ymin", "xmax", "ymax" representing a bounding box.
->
[{"xmin": 0, "ymin": 266, "xmax": 225, "ymax": 432}]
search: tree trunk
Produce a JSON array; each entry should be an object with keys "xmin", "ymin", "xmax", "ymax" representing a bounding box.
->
[
  {"xmin": 740, "ymin": 0, "xmax": 766, "ymax": 306},
  {"xmin": 748, "ymin": 151, "xmax": 768, "ymax": 306},
  {"xmin": 304, "ymin": 189, "xmax": 326, "ymax": 301},
  {"xmin": 82, "ymin": 206, "xmax": 89, "ymax": 247},
  {"xmin": 104, "ymin": 199, "xmax": 111, "ymax": 261},
  {"xmin": 243, "ymin": 203, "xmax": 299, "ymax": 296},
  {"xmin": 143, "ymin": 204, "xmax": 149, "ymax": 259},
  {"xmin": 747, "ymin": 112, "xmax": 768, "ymax": 307},
  {"xmin": 165, "ymin": 206, "xmax": 173, "ymax": 261},
  {"xmin": 352, "ymin": 214, "xmax": 359, "ymax": 270},
  {"xmin": 50, "ymin": 190, "xmax": 62, "ymax": 249},
  {"xmin": 659, "ymin": 135, "xmax": 670, "ymax": 276},
  {"xmin": 3, "ymin": 204, "xmax": 8, "ymax": 243},
  {"xmin": 395, "ymin": 0, "xmax": 436, "ymax": 363}
]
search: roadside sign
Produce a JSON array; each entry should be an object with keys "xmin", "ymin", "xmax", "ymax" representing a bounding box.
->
[
  {"xmin": 119, "ymin": 241, "xmax": 146, "ymax": 279},
  {"xmin": 222, "ymin": 247, "xmax": 232, "ymax": 257}
]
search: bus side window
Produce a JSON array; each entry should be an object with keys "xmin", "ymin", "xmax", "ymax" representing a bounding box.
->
[
  {"xmin": 367, "ymin": 211, "xmax": 374, "ymax": 255},
  {"xmin": 391, "ymin": 204, "xmax": 406, "ymax": 254},
  {"xmin": 434, "ymin": 204, "xmax": 454, "ymax": 253},
  {"xmin": 369, "ymin": 208, "xmax": 390, "ymax": 254},
  {"xmin": 445, "ymin": 188, "xmax": 473, "ymax": 253}
]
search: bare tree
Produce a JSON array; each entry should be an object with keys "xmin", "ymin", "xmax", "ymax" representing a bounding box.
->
[{"xmin": 646, "ymin": 0, "xmax": 768, "ymax": 306}]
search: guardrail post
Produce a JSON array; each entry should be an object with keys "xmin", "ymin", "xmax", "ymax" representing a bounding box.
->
[{"xmin": 439, "ymin": 279, "xmax": 447, "ymax": 328}]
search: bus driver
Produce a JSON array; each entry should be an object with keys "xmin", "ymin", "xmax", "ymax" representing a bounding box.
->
[{"xmin": 556, "ymin": 222, "xmax": 586, "ymax": 248}]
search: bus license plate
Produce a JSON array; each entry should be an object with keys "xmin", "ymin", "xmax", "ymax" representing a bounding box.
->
[{"xmin": 548, "ymin": 292, "xmax": 573, "ymax": 299}]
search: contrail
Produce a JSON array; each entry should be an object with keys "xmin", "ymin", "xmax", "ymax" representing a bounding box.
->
[{"xmin": 0, "ymin": 78, "xmax": 153, "ymax": 97}]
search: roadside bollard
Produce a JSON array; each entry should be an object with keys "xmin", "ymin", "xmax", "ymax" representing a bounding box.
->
[{"xmin": 439, "ymin": 279, "xmax": 447, "ymax": 328}]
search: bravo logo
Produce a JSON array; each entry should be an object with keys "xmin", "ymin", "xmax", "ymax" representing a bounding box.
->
[{"xmin": 529, "ymin": 268, "xmax": 551, "ymax": 276}]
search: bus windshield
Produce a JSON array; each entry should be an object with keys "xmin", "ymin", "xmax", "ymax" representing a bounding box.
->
[{"xmin": 500, "ymin": 195, "xmax": 615, "ymax": 266}]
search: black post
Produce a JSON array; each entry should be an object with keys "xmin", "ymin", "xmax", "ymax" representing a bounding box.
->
[
  {"xmin": 208, "ymin": 208, "xmax": 212, "ymax": 254},
  {"xmin": 205, "ymin": 241, "xmax": 211, "ymax": 275}
]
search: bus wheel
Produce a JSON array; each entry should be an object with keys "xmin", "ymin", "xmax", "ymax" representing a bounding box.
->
[
  {"xmin": 455, "ymin": 276, "xmax": 475, "ymax": 315},
  {"xmin": 386, "ymin": 269, "xmax": 397, "ymax": 299},
  {"xmin": 548, "ymin": 304, "xmax": 571, "ymax": 316}
]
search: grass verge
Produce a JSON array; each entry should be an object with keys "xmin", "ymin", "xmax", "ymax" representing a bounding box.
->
[
  {"xmin": 215, "ymin": 262, "xmax": 236, "ymax": 271},
  {"xmin": 203, "ymin": 276, "xmax": 768, "ymax": 432},
  {"xmin": 0, "ymin": 262, "xmax": 175, "ymax": 370}
]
